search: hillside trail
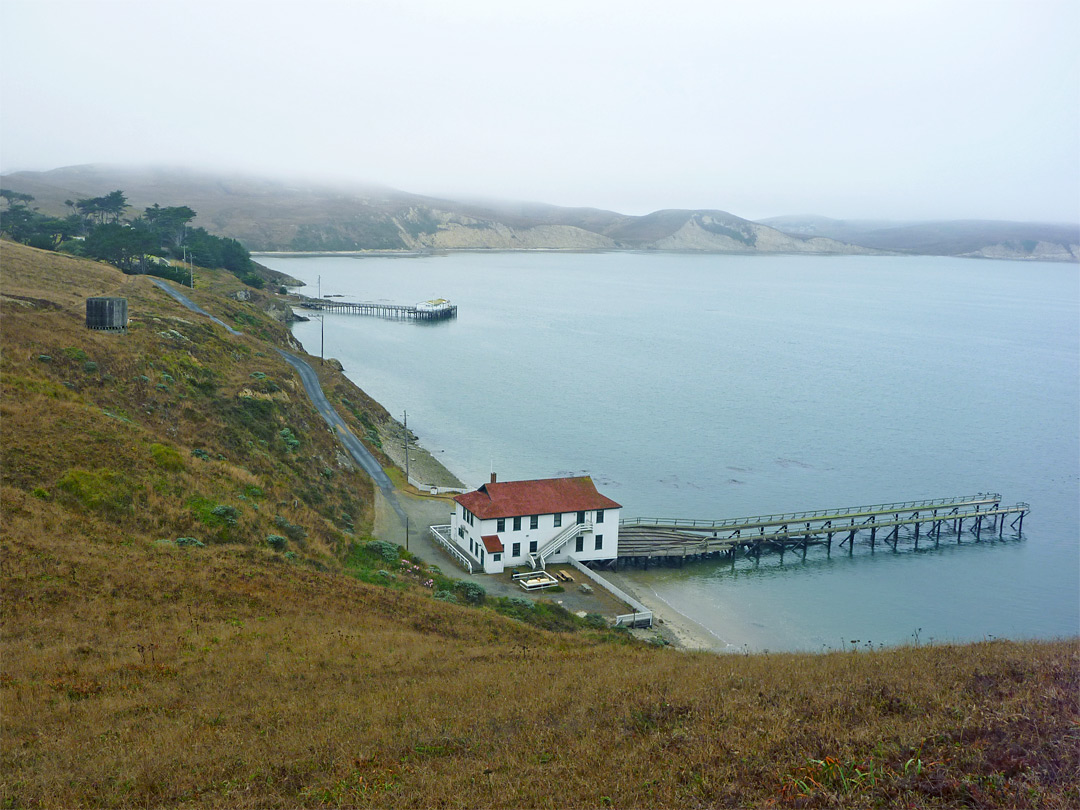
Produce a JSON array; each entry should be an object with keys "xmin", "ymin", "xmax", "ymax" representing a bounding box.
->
[{"xmin": 150, "ymin": 278, "xmax": 477, "ymax": 574}]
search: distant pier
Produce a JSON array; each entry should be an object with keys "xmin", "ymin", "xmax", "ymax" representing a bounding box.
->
[
  {"xmin": 297, "ymin": 296, "xmax": 457, "ymax": 321},
  {"xmin": 614, "ymin": 494, "xmax": 1029, "ymax": 569}
]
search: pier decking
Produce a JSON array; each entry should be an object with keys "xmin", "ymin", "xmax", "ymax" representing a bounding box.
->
[
  {"xmin": 615, "ymin": 494, "xmax": 1029, "ymax": 568},
  {"xmin": 298, "ymin": 296, "xmax": 457, "ymax": 321}
]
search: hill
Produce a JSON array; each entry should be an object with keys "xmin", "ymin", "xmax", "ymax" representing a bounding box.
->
[
  {"xmin": 1, "ymin": 240, "xmax": 1077, "ymax": 808},
  {"xmin": 2, "ymin": 165, "xmax": 870, "ymax": 255},
  {"xmin": 759, "ymin": 215, "xmax": 1080, "ymax": 262}
]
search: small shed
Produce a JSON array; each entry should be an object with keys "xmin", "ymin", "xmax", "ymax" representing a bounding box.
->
[{"xmin": 86, "ymin": 297, "xmax": 128, "ymax": 331}]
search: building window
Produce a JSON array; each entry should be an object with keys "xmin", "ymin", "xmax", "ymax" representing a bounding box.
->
[
  {"xmin": 513, "ymin": 516, "xmax": 522, "ymax": 531},
  {"xmin": 596, "ymin": 509, "xmax": 604, "ymax": 524},
  {"xmin": 554, "ymin": 513, "xmax": 562, "ymax": 528},
  {"xmin": 480, "ymin": 550, "xmax": 484, "ymax": 564},
  {"xmin": 497, "ymin": 518, "xmax": 505, "ymax": 532},
  {"xmin": 512, "ymin": 542, "xmax": 520, "ymax": 557},
  {"xmin": 595, "ymin": 534, "xmax": 603, "ymax": 551},
  {"xmin": 493, "ymin": 553, "xmax": 501, "ymax": 562},
  {"xmin": 576, "ymin": 511, "xmax": 585, "ymax": 525},
  {"xmin": 529, "ymin": 540, "xmax": 537, "ymax": 553},
  {"xmin": 458, "ymin": 526, "xmax": 465, "ymax": 539},
  {"xmin": 530, "ymin": 515, "xmax": 539, "ymax": 530},
  {"xmin": 575, "ymin": 535, "xmax": 584, "ymax": 553}
]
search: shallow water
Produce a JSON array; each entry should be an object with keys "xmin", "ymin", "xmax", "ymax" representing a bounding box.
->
[{"xmin": 260, "ymin": 251, "xmax": 1080, "ymax": 651}]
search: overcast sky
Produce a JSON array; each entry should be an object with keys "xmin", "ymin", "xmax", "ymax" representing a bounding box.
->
[{"xmin": 2, "ymin": 0, "xmax": 1077, "ymax": 222}]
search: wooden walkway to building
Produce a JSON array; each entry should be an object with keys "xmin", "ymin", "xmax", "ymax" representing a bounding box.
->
[
  {"xmin": 615, "ymin": 493, "xmax": 1029, "ymax": 568},
  {"xmin": 297, "ymin": 296, "xmax": 457, "ymax": 321}
]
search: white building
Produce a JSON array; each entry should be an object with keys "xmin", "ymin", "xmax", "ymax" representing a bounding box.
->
[{"xmin": 448, "ymin": 475, "xmax": 621, "ymax": 574}]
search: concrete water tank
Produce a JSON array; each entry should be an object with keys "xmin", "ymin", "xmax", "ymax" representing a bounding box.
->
[{"xmin": 85, "ymin": 297, "xmax": 128, "ymax": 331}]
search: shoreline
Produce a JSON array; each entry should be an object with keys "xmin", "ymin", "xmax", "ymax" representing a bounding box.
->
[
  {"xmin": 284, "ymin": 321, "xmax": 732, "ymax": 651},
  {"xmin": 603, "ymin": 569, "xmax": 734, "ymax": 653}
]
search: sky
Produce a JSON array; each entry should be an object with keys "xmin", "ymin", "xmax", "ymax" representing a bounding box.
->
[{"xmin": 1, "ymin": 0, "xmax": 1077, "ymax": 222}]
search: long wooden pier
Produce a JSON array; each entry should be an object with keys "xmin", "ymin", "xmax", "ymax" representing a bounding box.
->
[
  {"xmin": 297, "ymin": 296, "xmax": 457, "ymax": 321},
  {"xmin": 615, "ymin": 494, "xmax": 1029, "ymax": 568}
]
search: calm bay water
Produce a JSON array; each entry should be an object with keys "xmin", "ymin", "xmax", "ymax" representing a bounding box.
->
[{"xmin": 259, "ymin": 251, "xmax": 1080, "ymax": 651}]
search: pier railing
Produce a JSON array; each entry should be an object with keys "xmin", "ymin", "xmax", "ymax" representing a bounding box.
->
[
  {"xmin": 297, "ymin": 297, "xmax": 457, "ymax": 321},
  {"xmin": 615, "ymin": 495, "xmax": 1029, "ymax": 565},
  {"xmin": 621, "ymin": 493, "xmax": 1002, "ymax": 533}
]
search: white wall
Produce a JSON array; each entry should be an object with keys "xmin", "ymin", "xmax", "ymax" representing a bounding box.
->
[{"xmin": 451, "ymin": 503, "xmax": 620, "ymax": 574}]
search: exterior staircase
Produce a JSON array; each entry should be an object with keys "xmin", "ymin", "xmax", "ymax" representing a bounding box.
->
[{"xmin": 528, "ymin": 520, "xmax": 592, "ymax": 569}]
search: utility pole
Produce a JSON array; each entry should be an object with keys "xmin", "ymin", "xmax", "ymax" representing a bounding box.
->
[
  {"xmin": 403, "ymin": 410, "xmax": 410, "ymax": 484},
  {"xmin": 319, "ymin": 314, "xmax": 324, "ymax": 365}
]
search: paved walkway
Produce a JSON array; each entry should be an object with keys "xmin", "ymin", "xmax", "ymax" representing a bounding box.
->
[
  {"xmin": 149, "ymin": 278, "xmax": 241, "ymax": 335},
  {"xmin": 150, "ymin": 277, "xmax": 406, "ymax": 521}
]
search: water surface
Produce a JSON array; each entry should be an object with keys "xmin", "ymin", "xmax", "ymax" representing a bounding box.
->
[{"xmin": 259, "ymin": 251, "xmax": 1079, "ymax": 651}]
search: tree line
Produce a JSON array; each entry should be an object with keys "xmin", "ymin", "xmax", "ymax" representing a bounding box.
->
[{"xmin": 0, "ymin": 189, "xmax": 262, "ymax": 287}]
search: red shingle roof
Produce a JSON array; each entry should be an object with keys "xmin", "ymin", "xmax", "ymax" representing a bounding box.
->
[
  {"xmin": 481, "ymin": 535, "xmax": 504, "ymax": 553},
  {"xmin": 455, "ymin": 476, "xmax": 620, "ymax": 520}
]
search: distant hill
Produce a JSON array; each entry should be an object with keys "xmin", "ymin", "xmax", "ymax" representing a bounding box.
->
[
  {"xmin": 4, "ymin": 164, "xmax": 1076, "ymax": 260},
  {"xmin": 2, "ymin": 164, "xmax": 868, "ymax": 255},
  {"xmin": 759, "ymin": 215, "xmax": 1079, "ymax": 262}
]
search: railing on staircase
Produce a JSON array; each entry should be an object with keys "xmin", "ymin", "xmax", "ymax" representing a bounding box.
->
[{"xmin": 528, "ymin": 520, "xmax": 592, "ymax": 568}]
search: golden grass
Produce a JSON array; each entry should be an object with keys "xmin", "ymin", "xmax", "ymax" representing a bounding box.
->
[{"xmin": 2, "ymin": 240, "xmax": 1078, "ymax": 808}]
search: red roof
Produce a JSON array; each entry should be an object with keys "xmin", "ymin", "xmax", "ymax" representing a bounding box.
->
[
  {"xmin": 481, "ymin": 534, "xmax": 504, "ymax": 553},
  {"xmin": 455, "ymin": 476, "xmax": 621, "ymax": 520}
]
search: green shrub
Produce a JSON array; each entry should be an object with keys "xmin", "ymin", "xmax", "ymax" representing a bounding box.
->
[
  {"xmin": 366, "ymin": 540, "xmax": 399, "ymax": 564},
  {"xmin": 188, "ymin": 497, "xmax": 240, "ymax": 538},
  {"xmin": 266, "ymin": 535, "xmax": 287, "ymax": 551},
  {"xmin": 56, "ymin": 468, "xmax": 133, "ymax": 514},
  {"xmin": 454, "ymin": 581, "xmax": 486, "ymax": 605},
  {"xmin": 273, "ymin": 515, "xmax": 308, "ymax": 543},
  {"xmin": 492, "ymin": 596, "xmax": 536, "ymax": 623},
  {"xmin": 83, "ymin": 361, "xmax": 98, "ymax": 373},
  {"xmin": 150, "ymin": 443, "xmax": 184, "ymax": 471},
  {"xmin": 175, "ymin": 537, "xmax": 205, "ymax": 548},
  {"xmin": 493, "ymin": 599, "xmax": 581, "ymax": 633},
  {"xmin": 433, "ymin": 589, "xmax": 458, "ymax": 604},
  {"xmin": 62, "ymin": 347, "xmax": 88, "ymax": 361},
  {"xmin": 210, "ymin": 504, "xmax": 240, "ymax": 527},
  {"xmin": 279, "ymin": 427, "xmax": 300, "ymax": 452}
]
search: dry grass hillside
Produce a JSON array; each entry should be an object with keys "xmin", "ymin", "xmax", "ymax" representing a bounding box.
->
[{"xmin": 1, "ymin": 240, "xmax": 1077, "ymax": 808}]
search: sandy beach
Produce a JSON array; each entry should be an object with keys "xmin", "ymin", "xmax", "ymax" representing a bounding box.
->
[{"xmin": 603, "ymin": 569, "xmax": 735, "ymax": 653}]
